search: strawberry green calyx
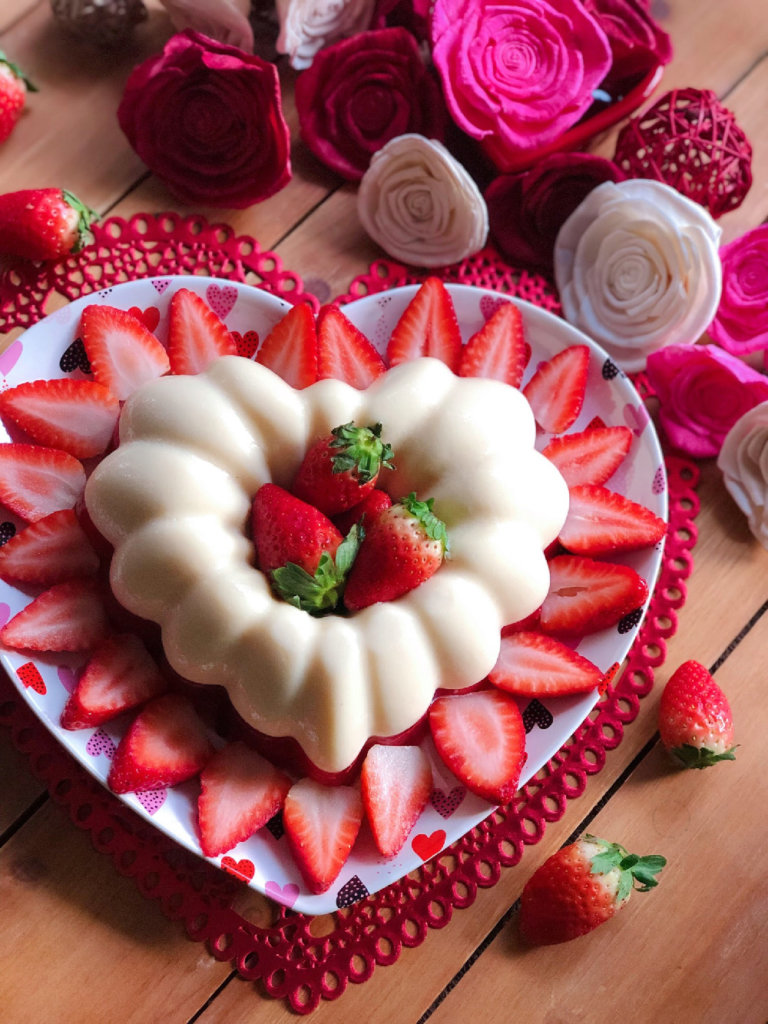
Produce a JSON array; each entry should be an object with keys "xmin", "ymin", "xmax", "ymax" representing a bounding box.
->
[
  {"xmin": 329, "ymin": 422, "xmax": 394, "ymax": 484},
  {"xmin": 61, "ymin": 190, "xmax": 99, "ymax": 253},
  {"xmin": 670, "ymin": 742, "xmax": 738, "ymax": 770},
  {"xmin": 0, "ymin": 52, "xmax": 38, "ymax": 92},
  {"xmin": 401, "ymin": 492, "xmax": 450, "ymax": 557},
  {"xmin": 585, "ymin": 834, "xmax": 667, "ymax": 903},
  {"xmin": 272, "ymin": 524, "xmax": 363, "ymax": 614}
]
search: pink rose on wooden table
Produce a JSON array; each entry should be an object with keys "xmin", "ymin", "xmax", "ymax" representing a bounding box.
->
[
  {"xmin": 295, "ymin": 28, "xmax": 446, "ymax": 182},
  {"xmin": 431, "ymin": 0, "xmax": 612, "ymax": 153},
  {"xmin": 276, "ymin": 0, "xmax": 375, "ymax": 69},
  {"xmin": 646, "ymin": 344, "xmax": 768, "ymax": 458},
  {"xmin": 709, "ymin": 225, "xmax": 768, "ymax": 356},
  {"xmin": 117, "ymin": 30, "xmax": 291, "ymax": 208}
]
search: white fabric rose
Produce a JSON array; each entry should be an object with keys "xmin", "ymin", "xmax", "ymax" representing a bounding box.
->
[
  {"xmin": 159, "ymin": 0, "xmax": 254, "ymax": 51},
  {"xmin": 357, "ymin": 134, "xmax": 489, "ymax": 268},
  {"xmin": 554, "ymin": 179, "xmax": 722, "ymax": 373},
  {"xmin": 276, "ymin": 0, "xmax": 375, "ymax": 69},
  {"xmin": 717, "ymin": 401, "xmax": 768, "ymax": 548}
]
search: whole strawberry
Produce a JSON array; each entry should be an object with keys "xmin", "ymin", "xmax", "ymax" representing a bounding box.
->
[
  {"xmin": 0, "ymin": 188, "xmax": 97, "ymax": 260},
  {"xmin": 0, "ymin": 52, "xmax": 36, "ymax": 144},
  {"xmin": 292, "ymin": 421, "xmax": 394, "ymax": 516},
  {"xmin": 344, "ymin": 493, "xmax": 449, "ymax": 610},
  {"xmin": 519, "ymin": 834, "xmax": 666, "ymax": 946},
  {"xmin": 658, "ymin": 660, "xmax": 737, "ymax": 769}
]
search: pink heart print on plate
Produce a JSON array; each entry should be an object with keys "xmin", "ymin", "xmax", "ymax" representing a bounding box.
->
[
  {"xmin": 152, "ymin": 279, "xmax": 171, "ymax": 294},
  {"xmin": 479, "ymin": 295, "xmax": 511, "ymax": 321},
  {"xmin": 265, "ymin": 881, "xmax": 300, "ymax": 908},
  {"xmin": 0, "ymin": 603, "xmax": 9, "ymax": 630},
  {"xmin": 206, "ymin": 284, "xmax": 237, "ymax": 320},
  {"xmin": 430, "ymin": 786, "xmax": 466, "ymax": 819},
  {"xmin": 57, "ymin": 666, "xmax": 78, "ymax": 694},
  {"xmin": 86, "ymin": 728, "xmax": 116, "ymax": 759},
  {"xmin": 623, "ymin": 402, "xmax": 650, "ymax": 437},
  {"xmin": 0, "ymin": 339, "xmax": 22, "ymax": 377},
  {"xmin": 136, "ymin": 789, "xmax": 166, "ymax": 815}
]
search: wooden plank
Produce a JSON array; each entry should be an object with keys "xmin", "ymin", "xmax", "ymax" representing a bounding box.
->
[
  {"xmin": 0, "ymin": 729, "xmax": 44, "ymax": 834},
  {"xmin": 0, "ymin": 0, "xmax": 41, "ymax": 35}
]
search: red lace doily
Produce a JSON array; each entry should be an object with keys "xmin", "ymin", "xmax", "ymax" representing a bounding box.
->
[{"xmin": 0, "ymin": 217, "xmax": 699, "ymax": 1014}]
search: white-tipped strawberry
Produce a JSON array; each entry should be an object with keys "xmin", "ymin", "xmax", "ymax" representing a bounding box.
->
[
  {"xmin": 0, "ymin": 509, "xmax": 99, "ymax": 586},
  {"xmin": 489, "ymin": 632, "xmax": 602, "ymax": 697},
  {"xmin": 559, "ymin": 486, "xmax": 667, "ymax": 556},
  {"xmin": 317, "ymin": 305, "xmax": 386, "ymax": 389},
  {"xmin": 0, "ymin": 378, "xmax": 119, "ymax": 459},
  {"xmin": 256, "ymin": 303, "xmax": 318, "ymax": 389},
  {"xmin": 167, "ymin": 288, "xmax": 237, "ymax": 375},
  {"xmin": 80, "ymin": 304, "xmax": 170, "ymax": 401},
  {"xmin": 540, "ymin": 555, "xmax": 648, "ymax": 636},
  {"xmin": 542, "ymin": 426, "xmax": 632, "ymax": 488},
  {"xmin": 0, "ymin": 579, "xmax": 108, "ymax": 652},
  {"xmin": 0, "ymin": 443, "xmax": 85, "ymax": 522},
  {"xmin": 386, "ymin": 278, "xmax": 462, "ymax": 371},
  {"xmin": 283, "ymin": 777, "xmax": 363, "ymax": 893},
  {"xmin": 523, "ymin": 345, "xmax": 589, "ymax": 434},
  {"xmin": 458, "ymin": 301, "xmax": 530, "ymax": 386},
  {"xmin": 361, "ymin": 744, "xmax": 432, "ymax": 857},
  {"xmin": 658, "ymin": 660, "xmax": 737, "ymax": 769}
]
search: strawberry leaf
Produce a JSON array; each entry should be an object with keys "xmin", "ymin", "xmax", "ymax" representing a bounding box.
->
[
  {"xmin": 61, "ymin": 190, "xmax": 99, "ymax": 253},
  {"xmin": 0, "ymin": 51, "xmax": 37, "ymax": 91},
  {"xmin": 616, "ymin": 870, "xmax": 634, "ymax": 903},
  {"xmin": 401, "ymin": 492, "xmax": 450, "ymax": 557},
  {"xmin": 271, "ymin": 525, "xmax": 363, "ymax": 614},
  {"xmin": 671, "ymin": 743, "xmax": 738, "ymax": 769},
  {"xmin": 329, "ymin": 422, "xmax": 395, "ymax": 484}
]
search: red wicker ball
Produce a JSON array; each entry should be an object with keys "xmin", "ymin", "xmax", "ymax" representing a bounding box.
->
[{"xmin": 613, "ymin": 88, "xmax": 752, "ymax": 219}]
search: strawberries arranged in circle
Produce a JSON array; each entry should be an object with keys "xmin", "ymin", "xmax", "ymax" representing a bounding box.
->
[
  {"xmin": 489, "ymin": 632, "xmax": 602, "ymax": 697},
  {"xmin": 361, "ymin": 744, "xmax": 432, "ymax": 858},
  {"xmin": 542, "ymin": 426, "xmax": 632, "ymax": 488},
  {"xmin": 386, "ymin": 277, "xmax": 463, "ymax": 371},
  {"xmin": 256, "ymin": 302, "xmax": 318, "ymax": 389},
  {"xmin": 0, "ymin": 443, "xmax": 85, "ymax": 522},
  {"xmin": 0, "ymin": 509, "xmax": 99, "ymax": 586},
  {"xmin": 458, "ymin": 301, "xmax": 530, "ymax": 387},
  {"xmin": 0, "ymin": 378, "xmax": 119, "ymax": 459},
  {"xmin": 0, "ymin": 578, "xmax": 108, "ymax": 652},
  {"xmin": 317, "ymin": 304, "xmax": 386, "ymax": 388},
  {"xmin": 559, "ymin": 485, "xmax": 667, "ymax": 556},
  {"xmin": 81, "ymin": 304, "xmax": 170, "ymax": 401},
  {"xmin": 283, "ymin": 777, "xmax": 364, "ymax": 894},
  {"xmin": 540, "ymin": 555, "xmax": 649, "ymax": 637},
  {"xmin": 167, "ymin": 287, "xmax": 237, "ymax": 375},
  {"xmin": 523, "ymin": 345, "xmax": 589, "ymax": 434}
]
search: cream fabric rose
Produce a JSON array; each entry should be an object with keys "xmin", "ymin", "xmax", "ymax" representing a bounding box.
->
[
  {"xmin": 554, "ymin": 179, "xmax": 722, "ymax": 373},
  {"xmin": 717, "ymin": 402, "xmax": 768, "ymax": 548},
  {"xmin": 357, "ymin": 134, "xmax": 489, "ymax": 268},
  {"xmin": 276, "ymin": 0, "xmax": 375, "ymax": 69},
  {"xmin": 159, "ymin": 0, "xmax": 254, "ymax": 51}
]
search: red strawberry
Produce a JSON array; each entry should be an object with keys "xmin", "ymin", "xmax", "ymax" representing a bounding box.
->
[
  {"xmin": 658, "ymin": 660, "xmax": 737, "ymax": 769},
  {"xmin": 256, "ymin": 303, "xmax": 317, "ymax": 389},
  {"xmin": 0, "ymin": 579, "xmax": 108, "ymax": 651},
  {"xmin": 519, "ymin": 835, "xmax": 666, "ymax": 945},
  {"xmin": 540, "ymin": 555, "xmax": 648, "ymax": 637},
  {"xmin": 542, "ymin": 426, "xmax": 632, "ymax": 488},
  {"xmin": 344, "ymin": 493, "xmax": 449, "ymax": 611},
  {"xmin": 333, "ymin": 489, "xmax": 392, "ymax": 535},
  {"xmin": 167, "ymin": 288, "xmax": 237, "ymax": 375},
  {"xmin": 80, "ymin": 304, "xmax": 170, "ymax": 401},
  {"xmin": 523, "ymin": 345, "xmax": 589, "ymax": 434},
  {"xmin": 387, "ymin": 278, "xmax": 462, "ymax": 371},
  {"xmin": 559, "ymin": 486, "xmax": 667, "ymax": 556},
  {"xmin": 108, "ymin": 694, "xmax": 214, "ymax": 794},
  {"xmin": 197, "ymin": 742, "xmax": 292, "ymax": 857},
  {"xmin": 0, "ymin": 444, "xmax": 85, "ymax": 522},
  {"xmin": 231, "ymin": 329, "xmax": 260, "ymax": 359},
  {"xmin": 60, "ymin": 633, "xmax": 167, "ymax": 730},
  {"xmin": 489, "ymin": 631, "xmax": 602, "ymax": 697},
  {"xmin": 0, "ymin": 378, "xmax": 119, "ymax": 459},
  {"xmin": 429, "ymin": 689, "xmax": 526, "ymax": 803},
  {"xmin": 283, "ymin": 777, "xmax": 363, "ymax": 893},
  {"xmin": 0, "ymin": 188, "xmax": 96, "ymax": 260},
  {"xmin": 317, "ymin": 305, "xmax": 386, "ymax": 389},
  {"xmin": 0, "ymin": 54, "xmax": 35, "ymax": 144},
  {"xmin": 458, "ymin": 302, "xmax": 530, "ymax": 387},
  {"xmin": 292, "ymin": 422, "xmax": 394, "ymax": 516},
  {"xmin": 0, "ymin": 509, "xmax": 99, "ymax": 586},
  {"xmin": 501, "ymin": 608, "xmax": 541, "ymax": 637},
  {"xmin": 361, "ymin": 744, "xmax": 432, "ymax": 857}
]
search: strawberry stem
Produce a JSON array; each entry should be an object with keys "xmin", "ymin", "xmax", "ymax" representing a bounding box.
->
[
  {"xmin": 329, "ymin": 422, "xmax": 394, "ymax": 484},
  {"xmin": 61, "ymin": 190, "xmax": 99, "ymax": 253},
  {"xmin": 401, "ymin": 492, "xmax": 450, "ymax": 557},
  {"xmin": 670, "ymin": 743, "xmax": 738, "ymax": 769},
  {"xmin": 585, "ymin": 834, "xmax": 666, "ymax": 902},
  {"xmin": 272, "ymin": 524, "xmax": 364, "ymax": 614},
  {"xmin": 0, "ymin": 51, "xmax": 37, "ymax": 92}
]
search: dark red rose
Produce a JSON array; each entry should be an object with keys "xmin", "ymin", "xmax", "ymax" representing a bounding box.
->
[
  {"xmin": 372, "ymin": 0, "xmax": 431, "ymax": 42},
  {"xmin": 295, "ymin": 27, "xmax": 446, "ymax": 182},
  {"xmin": 117, "ymin": 30, "xmax": 291, "ymax": 208},
  {"xmin": 485, "ymin": 153, "xmax": 626, "ymax": 272},
  {"xmin": 583, "ymin": 0, "xmax": 672, "ymax": 79}
]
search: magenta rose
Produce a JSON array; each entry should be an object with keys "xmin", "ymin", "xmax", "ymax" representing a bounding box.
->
[
  {"xmin": 295, "ymin": 28, "xmax": 446, "ymax": 182},
  {"xmin": 431, "ymin": 0, "xmax": 612, "ymax": 153},
  {"xmin": 486, "ymin": 153, "xmax": 625, "ymax": 271},
  {"xmin": 709, "ymin": 225, "xmax": 768, "ymax": 356},
  {"xmin": 646, "ymin": 344, "xmax": 768, "ymax": 457},
  {"xmin": 118, "ymin": 30, "xmax": 291, "ymax": 208}
]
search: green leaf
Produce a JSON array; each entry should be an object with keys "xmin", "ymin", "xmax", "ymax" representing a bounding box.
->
[
  {"xmin": 270, "ymin": 525, "xmax": 364, "ymax": 615},
  {"xmin": 0, "ymin": 51, "xmax": 37, "ymax": 91},
  {"xmin": 328, "ymin": 422, "xmax": 395, "ymax": 484},
  {"xmin": 400, "ymin": 492, "xmax": 451, "ymax": 557},
  {"xmin": 335, "ymin": 523, "xmax": 364, "ymax": 577},
  {"xmin": 630, "ymin": 869, "xmax": 660, "ymax": 891},
  {"xmin": 671, "ymin": 743, "xmax": 738, "ymax": 770},
  {"xmin": 590, "ymin": 849, "xmax": 623, "ymax": 875},
  {"xmin": 616, "ymin": 870, "xmax": 634, "ymax": 903},
  {"xmin": 636, "ymin": 855, "xmax": 667, "ymax": 873},
  {"xmin": 61, "ymin": 190, "xmax": 99, "ymax": 253}
]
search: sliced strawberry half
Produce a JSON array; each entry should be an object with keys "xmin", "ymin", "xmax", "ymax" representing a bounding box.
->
[
  {"xmin": 0, "ymin": 443, "xmax": 85, "ymax": 522},
  {"xmin": 333, "ymin": 489, "xmax": 392, "ymax": 535},
  {"xmin": 256, "ymin": 303, "xmax": 318, "ymax": 389},
  {"xmin": 317, "ymin": 305, "xmax": 386, "ymax": 389},
  {"xmin": 429, "ymin": 689, "xmax": 526, "ymax": 804},
  {"xmin": 80, "ymin": 304, "xmax": 170, "ymax": 401},
  {"xmin": 198, "ymin": 742, "xmax": 292, "ymax": 857},
  {"xmin": 540, "ymin": 555, "xmax": 648, "ymax": 637},
  {"xmin": 108, "ymin": 694, "xmax": 214, "ymax": 794},
  {"xmin": 167, "ymin": 288, "xmax": 237, "ymax": 375},
  {"xmin": 458, "ymin": 302, "xmax": 530, "ymax": 387},
  {"xmin": 283, "ymin": 777, "xmax": 363, "ymax": 893},
  {"xmin": 0, "ymin": 378, "xmax": 119, "ymax": 459},
  {"xmin": 501, "ymin": 608, "xmax": 541, "ymax": 637},
  {"xmin": 0, "ymin": 509, "xmax": 99, "ymax": 586},
  {"xmin": 489, "ymin": 632, "xmax": 602, "ymax": 697},
  {"xmin": 361, "ymin": 744, "xmax": 432, "ymax": 857},
  {"xmin": 542, "ymin": 426, "xmax": 632, "ymax": 488},
  {"xmin": 0, "ymin": 578, "xmax": 108, "ymax": 652},
  {"xmin": 559, "ymin": 486, "xmax": 667, "ymax": 556},
  {"xmin": 386, "ymin": 278, "xmax": 462, "ymax": 371},
  {"xmin": 523, "ymin": 345, "xmax": 589, "ymax": 434}
]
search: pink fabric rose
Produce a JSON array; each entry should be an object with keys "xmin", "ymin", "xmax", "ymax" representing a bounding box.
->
[
  {"xmin": 486, "ymin": 153, "xmax": 624, "ymax": 271},
  {"xmin": 431, "ymin": 0, "xmax": 612, "ymax": 153},
  {"xmin": 708, "ymin": 225, "xmax": 768, "ymax": 356},
  {"xmin": 646, "ymin": 344, "xmax": 768, "ymax": 458},
  {"xmin": 295, "ymin": 28, "xmax": 446, "ymax": 182},
  {"xmin": 117, "ymin": 30, "xmax": 291, "ymax": 208}
]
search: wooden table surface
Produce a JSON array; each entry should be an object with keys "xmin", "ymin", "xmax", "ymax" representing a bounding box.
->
[{"xmin": 1, "ymin": 2, "xmax": 768, "ymax": 1022}]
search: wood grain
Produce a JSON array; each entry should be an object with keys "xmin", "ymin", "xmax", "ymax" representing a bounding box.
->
[{"xmin": 0, "ymin": 728, "xmax": 44, "ymax": 834}]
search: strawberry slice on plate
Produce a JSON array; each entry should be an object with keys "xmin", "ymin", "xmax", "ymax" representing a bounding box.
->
[
  {"xmin": 0, "ymin": 378, "xmax": 119, "ymax": 459},
  {"xmin": 0, "ymin": 509, "xmax": 99, "ymax": 586},
  {"xmin": 361, "ymin": 744, "xmax": 432, "ymax": 858},
  {"xmin": 540, "ymin": 555, "xmax": 648, "ymax": 637},
  {"xmin": 60, "ymin": 633, "xmax": 167, "ymax": 730},
  {"xmin": 523, "ymin": 345, "xmax": 589, "ymax": 434},
  {"xmin": 333, "ymin": 489, "xmax": 392, "ymax": 535},
  {"xmin": 458, "ymin": 301, "xmax": 530, "ymax": 387},
  {"xmin": 108, "ymin": 694, "xmax": 214, "ymax": 794},
  {"xmin": 559, "ymin": 486, "xmax": 667, "ymax": 556},
  {"xmin": 317, "ymin": 305, "xmax": 386, "ymax": 388},
  {"xmin": 0, "ymin": 443, "xmax": 85, "ymax": 522},
  {"xmin": 80, "ymin": 304, "xmax": 170, "ymax": 401},
  {"xmin": 429, "ymin": 689, "xmax": 526, "ymax": 804},
  {"xmin": 198, "ymin": 741, "xmax": 292, "ymax": 857},
  {"xmin": 387, "ymin": 278, "xmax": 462, "ymax": 371},
  {"xmin": 167, "ymin": 287, "xmax": 237, "ymax": 375},
  {"xmin": 283, "ymin": 777, "xmax": 364, "ymax": 893},
  {"xmin": 489, "ymin": 631, "xmax": 602, "ymax": 697},
  {"xmin": 256, "ymin": 303, "xmax": 317, "ymax": 389},
  {"xmin": 542, "ymin": 426, "xmax": 632, "ymax": 488},
  {"xmin": 0, "ymin": 578, "xmax": 108, "ymax": 651}
]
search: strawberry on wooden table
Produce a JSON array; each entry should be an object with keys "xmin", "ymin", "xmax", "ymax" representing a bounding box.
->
[
  {"xmin": 658, "ymin": 660, "xmax": 737, "ymax": 769},
  {"xmin": 0, "ymin": 378, "xmax": 119, "ymax": 459},
  {"xmin": 540, "ymin": 555, "xmax": 648, "ymax": 636},
  {"xmin": 283, "ymin": 777, "xmax": 363, "ymax": 893},
  {"xmin": 0, "ymin": 578, "xmax": 108, "ymax": 652},
  {"xmin": 0, "ymin": 53, "xmax": 36, "ymax": 144},
  {"xmin": 542, "ymin": 426, "xmax": 633, "ymax": 487},
  {"xmin": 386, "ymin": 278, "xmax": 463, "ymax": 371},
  {"xmin": 0, "ymin": 188, "xmax": 96, "ymax": 260},
  {"xmin": 167, "ymin": 287, "xmax": 237, "ymax": 375},
  {"xmin": 559, "ymin": 485, "xmax": 667, "ymax": 556},
  {"xmin": 361, "ymin": 744, "xmax": 432, "ymax": 858},
  {"xmin": 0, "ymin": 509, "xmax": 99, "ymax": 586},
  {"xmin": 0, "ymin": 443, "xmax": 85, "ymax": 522},
  {"xmin": 333, "ymin": 488, "xmax": 392, "ymax": 535},
  {"xmin": 80, "ymin": 304, "xmax": 170, "ymax": 401},
  {"xmin": 458, "ymin": 301, "xmax": 530, "ymax": 386},
  {"xmin": 523, "ymin": 344, "xmax": 589, "ymax": 434},
  {"xmin": 489, "ymin": 631, "xmax": 602, "ymax": 697},
  {"xmin": 256, "ymin": 302, "xmax": 317, "ymax": 389},
  {"xmin": 317, "ymin": 305, "xmax": 386, "ymax": 388}
]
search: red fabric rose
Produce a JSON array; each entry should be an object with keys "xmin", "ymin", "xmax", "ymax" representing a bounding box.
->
[
  {"xmin": 118, "ymin": 30, "xmax": 291, "ymax": 208},
  {"xmin": 583, "ymin": 0, "xmax": 672, "ymax": 78},
  {"xmin": 485, "ymin": 153, "xmax": 625, "ymax": 271},
  {"xmin": 295, "ymin": 28, "xmax": 446, "ymax": 182},
  {"xmin": 372, "ymin": 0, "xmax": 430, "ymax": 42}
]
